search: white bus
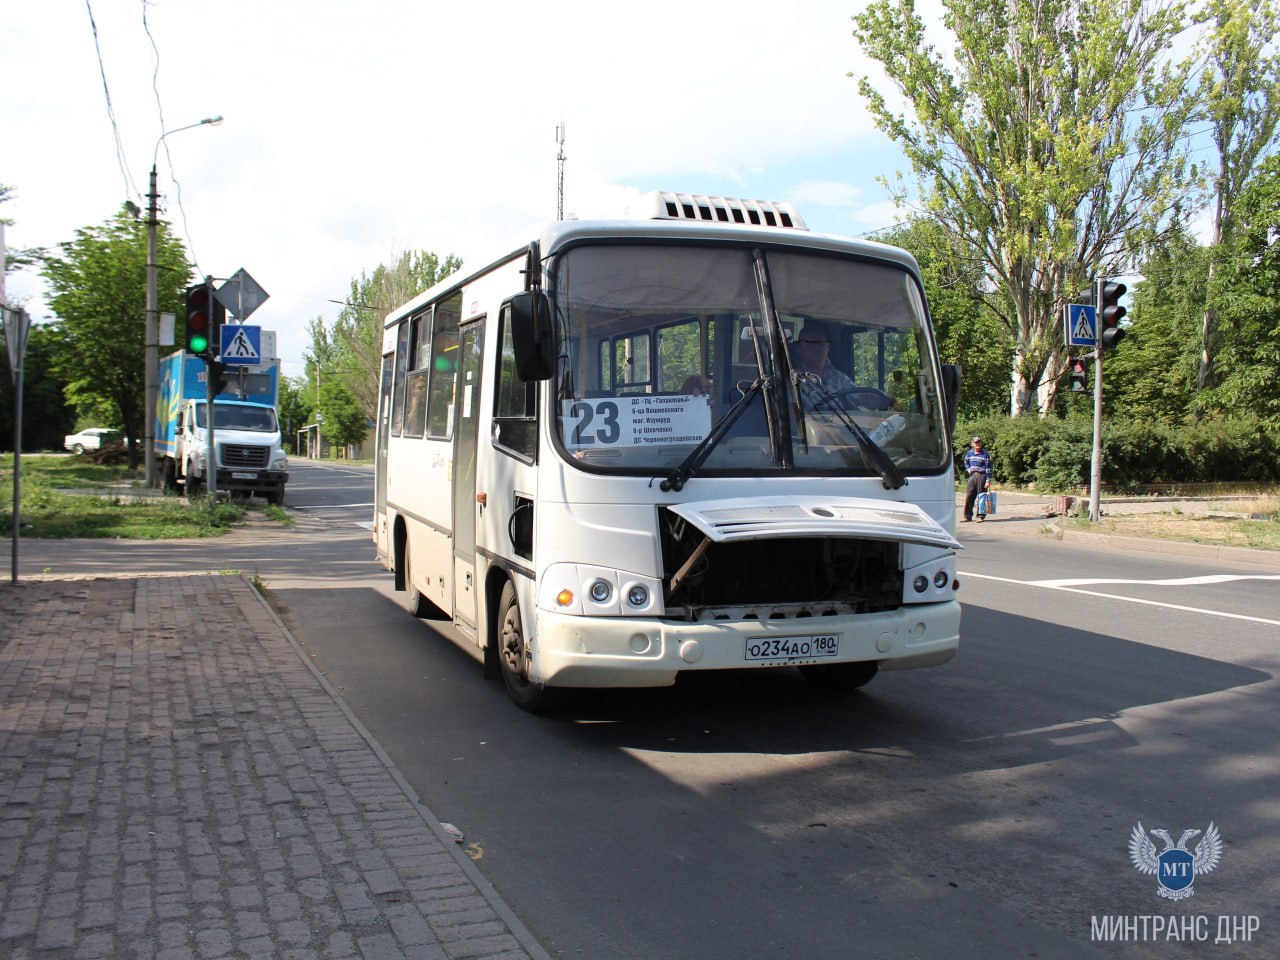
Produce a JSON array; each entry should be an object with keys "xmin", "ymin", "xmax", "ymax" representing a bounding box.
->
[{"xmin": 373, "ymin": 192, "xmax": 963, "ymax": 710}]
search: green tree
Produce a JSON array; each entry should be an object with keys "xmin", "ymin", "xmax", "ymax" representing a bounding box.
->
[
  {"xmin": 1192, "ymin": 0, "xmax": 1280, "ymax": 397},
  {"xmin": 314, "ymin": 250, "xmax": 462, "ymax": 420},
  {"xmin": 878, "ymin": 217, "xmax": 1012, "ymax": 417},
  {"xmin": 1107, "ymin": 228, "xmax": 1207, "ymax": 422},
  {"xmin": 1, "ymin": 183, "xmax": 45, "ymax": 273},
  {"xmin": 41, "ymin": 205, "xmax": 192, "ymax": 468},
  {"xmin": 1, "ymin": 326, "xmax": 78, "ymax": 452},
  {"xmin": 277, "ymin": 375, "xmax": 313, "ymax": 453},
  {"xmin": 317, "ymin": 379, "xmax": 368, "ymax": 453},
  {"xmin": 852, "ymin": 0, "xmax": 1197, "ymax": 417},
  {"xmin": 1202, "ymin": 154, "xmax": 1280, "ymax": 418}
]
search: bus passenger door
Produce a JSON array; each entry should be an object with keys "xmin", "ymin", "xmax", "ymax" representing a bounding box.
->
[
  {"xmin": 452, "ymin": 322, "xmax": 484, "ymax": 629},
  {"xmin": 374, "ymin": 353, "xmax": 393, "ymax": 553}
]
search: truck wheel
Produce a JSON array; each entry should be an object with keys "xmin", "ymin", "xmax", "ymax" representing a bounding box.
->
[
  {"xmin": 186, "ymin": 472, "xmax": 202, "ymax": 498},
  {"xmin": 268, "ymin": 488, "xmax": 285, "ymax": 507},
  {"xmin": 163, "ymin": 460, "xmax": 179, "ymax": 493}
]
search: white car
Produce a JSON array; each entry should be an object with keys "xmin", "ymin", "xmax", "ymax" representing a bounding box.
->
[{"xmin": 64, "ymin": 428, "xmax": 122, "ymax": 454}]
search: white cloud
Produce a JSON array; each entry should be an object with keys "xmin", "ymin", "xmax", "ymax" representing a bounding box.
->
[{"xmin": 2, "ymin": 0, "xmax": 907, "ymax": 375}]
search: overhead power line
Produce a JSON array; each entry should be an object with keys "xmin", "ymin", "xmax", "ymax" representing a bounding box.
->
[{"xmin": 84, "ymin": 0, "xmax": 138, "ymax": 202}]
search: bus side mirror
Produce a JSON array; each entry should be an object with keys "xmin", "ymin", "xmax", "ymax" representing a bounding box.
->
[
  {"xmin": 510, "ymin": 292, "xmax": 555, "ymax": 381},
  {"xmin": 941, "ymin": 364, "xmax": 961, "ymax": 437}
]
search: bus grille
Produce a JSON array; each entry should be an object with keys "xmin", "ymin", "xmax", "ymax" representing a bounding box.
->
[{"xmin": 220, "ymin": 444, "xmax": 269, "ymax": 468}]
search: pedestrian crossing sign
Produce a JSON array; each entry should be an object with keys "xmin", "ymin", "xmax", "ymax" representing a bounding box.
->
[
  {"xmin": 220, "ymin": 324, "xmax": 262, "ymax": 365},
  {"xmin": 1065, "ymin": 304, "xmax": 1097, "ymax": 347}
]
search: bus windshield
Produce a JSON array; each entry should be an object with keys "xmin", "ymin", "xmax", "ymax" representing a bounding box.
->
[{"xmin": 551, "ymin": 243, "xmax": 949, "ymax": 476}]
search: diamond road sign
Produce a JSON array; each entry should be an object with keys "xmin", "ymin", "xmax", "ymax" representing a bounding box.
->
[
  {"xmin": 215, "ymin": 268, "xmax": 269, "ymax": 319},
  {"xmin": 1065, "ymin": 303, "xmax": 1097, "ymax": 347}
]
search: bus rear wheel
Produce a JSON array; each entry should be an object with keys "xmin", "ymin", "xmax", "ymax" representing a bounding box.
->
[
  {"xmin": 497, "ymin": 581, "xmax": 547, "ymax": 712},
  {"xmin": 400, "ymin": 541, "xmax": 431, "ymax": 618}
]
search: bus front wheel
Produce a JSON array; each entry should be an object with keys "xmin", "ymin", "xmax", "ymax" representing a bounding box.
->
[{"xmin": 497, "ymin": 581, "xmax": 547, "ymax": 712}]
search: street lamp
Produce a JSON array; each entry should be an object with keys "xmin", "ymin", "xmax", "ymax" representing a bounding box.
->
[{"xmin": 145, "ymin": 115, "xmax": 223, "ymax": 487}]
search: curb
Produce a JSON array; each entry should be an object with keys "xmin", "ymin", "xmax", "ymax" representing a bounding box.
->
[{"xmin": 243, "ymin": 577, "xmax": 555, "ymax": 960}]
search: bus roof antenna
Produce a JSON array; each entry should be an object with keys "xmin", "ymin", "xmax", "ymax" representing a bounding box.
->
[{"xmin": 556, "ymin": 122, "xmax": 566, "ymax": 221}]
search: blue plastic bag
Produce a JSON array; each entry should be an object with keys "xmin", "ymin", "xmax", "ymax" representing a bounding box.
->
[{"xmin": 977, "ymin": 491, "xmax": 997, "ymax": 516}]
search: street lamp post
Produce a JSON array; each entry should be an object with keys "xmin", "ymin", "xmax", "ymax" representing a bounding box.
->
[{"xmin": 145, "ymin": 115, "xmax": 222, "ymax": 487}]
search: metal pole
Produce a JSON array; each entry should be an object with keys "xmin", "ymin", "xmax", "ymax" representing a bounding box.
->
[
  {"xmin": 1089, "ymin": 279, "xmax": 1105, "ymax": 522},
  {"xmin": 205, "ymin": 280, "xmax": 219, "ymax": 499},
  {"xmin": 145, "ymin": 166, "xmax": 159, "ymax": 487},
  {"xmin": 11, "ymin": 359, "xmax": 22, "ymax": 584}
]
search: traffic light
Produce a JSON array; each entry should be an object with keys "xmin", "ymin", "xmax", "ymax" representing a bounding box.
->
[
  {"xmin": 1098, "ymin": 279, "xmax": 1127, "ymax": 351},
  {"xmin": 1069, "ymin": 358, "xmax": 1088, "ymax": 392},
  {"xmin": 185, "ymin": 282, "xmax": 213, "ymax": 357}
]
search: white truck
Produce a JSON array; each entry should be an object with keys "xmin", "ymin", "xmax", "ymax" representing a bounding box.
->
[{"xmin": 155, "ymin": 352, "xmax": 289, "ymax": 504}]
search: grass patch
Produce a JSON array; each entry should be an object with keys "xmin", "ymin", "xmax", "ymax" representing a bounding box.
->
[
  {"xmin": 1061, "ymin": 511, "xmax": 1280, "ymax": 552},
  {"xmin": 1, "ymin": 454, "xmax": 286, "ymax": 539}
]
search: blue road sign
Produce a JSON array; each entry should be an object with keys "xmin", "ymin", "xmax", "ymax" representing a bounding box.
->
[
  {"xmin": 1066, "ymin": 304, "xmax": 1097, "ymax": 347},
  {"xmin": 220, "ymin": 324, "xmax": 262, "ymax": 365}
]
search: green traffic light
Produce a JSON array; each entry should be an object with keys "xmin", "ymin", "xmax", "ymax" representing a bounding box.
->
[{"xmin": 189, "ymin": 334, "xmax": 209, "ymax": 353}]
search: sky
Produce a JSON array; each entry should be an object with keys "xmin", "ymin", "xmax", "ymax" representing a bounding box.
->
[{"xmin": 1, "ymin": 0, "xmax": 927, "ymax": 380}]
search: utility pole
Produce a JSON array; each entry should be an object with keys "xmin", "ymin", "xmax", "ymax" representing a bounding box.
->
[
  {"xmin": 145, "ymin": 166, "xmax": 160, "ymax": 487},
  {"xmin": 556, "ymin": 123, "xmax": 566, "ymax": 220},
  {"xmin": 145, "ymin": 116, "xmax": 223, "ymax": 487}
]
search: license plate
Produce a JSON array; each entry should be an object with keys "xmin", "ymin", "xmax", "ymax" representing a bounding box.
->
[
  {"xmin": 744, "ymin": 634, "xmax": 840, "ymax": 662},
  {"xmin": 231, "ymin": 472, "xmax": 257, "ymax": 479}
]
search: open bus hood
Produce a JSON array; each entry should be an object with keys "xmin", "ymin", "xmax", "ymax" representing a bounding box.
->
[{"xmin": 667, "ymin": 496, "xmax": 961, "ymax": 551}]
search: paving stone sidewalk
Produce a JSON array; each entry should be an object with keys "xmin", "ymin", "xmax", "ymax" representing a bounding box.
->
[{"xmin": 0, "ymin": 575, "xmax": 549, "ymax": 960}]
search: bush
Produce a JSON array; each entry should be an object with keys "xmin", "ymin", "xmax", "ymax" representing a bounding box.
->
[{"xmin": 954, "ymin": 415, "xmax": 1280, "ymax": 491}]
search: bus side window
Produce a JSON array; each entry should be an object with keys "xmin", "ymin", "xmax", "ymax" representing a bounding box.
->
[
  {"xmin": 427, "ymin": 293, "xmax": 462, "ymax": 438},
  {"xmin": 390, "ymin": 318, "xmax": 410, "ymax": 436},
  {"xmin": 494, "ymin": 303, "xmax": 537, "ymax": 461}
]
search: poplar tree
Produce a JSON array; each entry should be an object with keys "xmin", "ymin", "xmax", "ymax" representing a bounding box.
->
[
  {"xmin": 1192, "ymin": 0, "xmax": 1280, "ymax": 400},
  {"xmin": 852, "ymin": 0, "xmax": 1196, "ymax": 416}
]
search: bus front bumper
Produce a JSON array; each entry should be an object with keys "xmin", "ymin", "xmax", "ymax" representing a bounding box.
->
[{"xmin": 532, "ymin": 601, "xmax": 960, "ymax": 688}]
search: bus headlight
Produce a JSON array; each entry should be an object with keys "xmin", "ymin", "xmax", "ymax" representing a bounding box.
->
[{"xmin": 539, "ymin": 564, "xmax": 663, "ymax": 617}]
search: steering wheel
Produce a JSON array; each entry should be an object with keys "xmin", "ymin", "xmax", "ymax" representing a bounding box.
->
[{"xmin": 835, "ymin": 386, "xmax": 894, "ymax": 411}]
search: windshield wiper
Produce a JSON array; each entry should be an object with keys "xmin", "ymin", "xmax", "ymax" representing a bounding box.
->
[
  {"xmin": 798, "ymin": 372, "xmax": 908, "ymax": 490},
  {"xmin": 660, "ymin": 378, "xmax": 769, "ymax": 492}
]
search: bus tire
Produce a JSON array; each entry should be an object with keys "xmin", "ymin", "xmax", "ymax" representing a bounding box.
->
[
  {"xmin": 799, "ymin": 661, "xmax": 878, "ymax": 692},
  {"xmin": 497, "ymin": 581, "xmax": 547, "ymax": 712},
  {"xmin": 400, "ymin": 541, "xmax": 431, "ymax": 618}
]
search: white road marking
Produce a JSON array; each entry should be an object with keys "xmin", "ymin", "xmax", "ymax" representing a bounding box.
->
[
  {"xmin": 1031, "ymin": 574, "xmax": 1280, "ymax": 588},
  {"xmin": 961, "ymin": 571, "xmax": 1280, "ymax": 627}
]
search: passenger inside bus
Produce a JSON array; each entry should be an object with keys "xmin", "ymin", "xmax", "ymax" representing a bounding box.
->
[{"xmin": 680, "ymin": 373, "xmax": 711, "ymax": 396}]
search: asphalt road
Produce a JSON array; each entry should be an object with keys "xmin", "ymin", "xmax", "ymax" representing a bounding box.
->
[{"xmin": 17, "ymin": 461, "xmax": 1280, "ymax": 959}]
